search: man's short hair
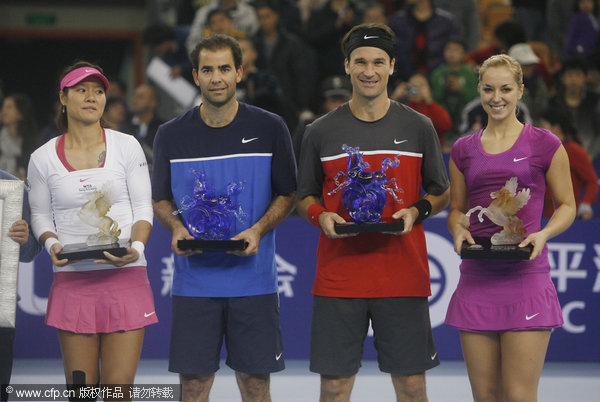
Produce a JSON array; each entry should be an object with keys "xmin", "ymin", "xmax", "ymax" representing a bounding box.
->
[
  {"xmin": 560, "ymin": 55, "xmax": 589, "ymax": 75},
  {"xmin": 189, "ymin": 34, "xmax": 243, "ymax": 71}
]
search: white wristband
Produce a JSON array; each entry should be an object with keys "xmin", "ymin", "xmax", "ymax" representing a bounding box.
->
[
  {"xmin": 44, "ymin": 237, "xmax": 61, "ymax": 254},
  {"xmin": 131, "ymin": 241, "xmax": 145, "ymax": 258}
]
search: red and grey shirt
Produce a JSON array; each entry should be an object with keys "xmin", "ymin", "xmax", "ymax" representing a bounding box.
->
[{"xmin": 297, "ymin": 101, "xmax": 449, "ymax": 298}]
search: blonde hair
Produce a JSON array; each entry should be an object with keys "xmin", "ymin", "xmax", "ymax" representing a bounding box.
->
[{"xmin": 478, "ymin": 54, "xmax": 523, "ymax": 86}]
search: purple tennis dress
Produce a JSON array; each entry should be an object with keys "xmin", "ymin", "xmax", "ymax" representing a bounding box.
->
[{"xmin": 445, "ymin": 124, "xmax": 564, "ymax": 331}]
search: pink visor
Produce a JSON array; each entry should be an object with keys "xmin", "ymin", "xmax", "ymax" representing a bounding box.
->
[{"xmin": 60, "ymin": 67, "xmax": 110, "ymax": 92}]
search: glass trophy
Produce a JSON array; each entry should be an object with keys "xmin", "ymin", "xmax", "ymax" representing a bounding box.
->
[
  {"xmin": 57, "ymin": 183, "xmax": 128, "ymax": 260},
  {"xmin": 174, "ymin": 170, "xmax": 248, "ymax": 251},
  {"xmin": 329, "ymin": 144, "xmax": 404, "ymax": 234},
  {"xmin": 461, "ymin": 177, "xmax": 532, "ymax": 260}
]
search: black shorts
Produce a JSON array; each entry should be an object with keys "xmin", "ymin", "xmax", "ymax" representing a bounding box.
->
[
  {"xmin": 310, "ymin": 296, "xmax": 440, "ymax": 376},
  {"xmin": 168, "ymin": 293, "xmax": 285, "ymax": 375}
]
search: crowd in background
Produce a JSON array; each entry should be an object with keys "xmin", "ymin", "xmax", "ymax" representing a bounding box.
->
[{"xmin": 1, "ymin": 0, "xmax": 599, "ymax": 218}]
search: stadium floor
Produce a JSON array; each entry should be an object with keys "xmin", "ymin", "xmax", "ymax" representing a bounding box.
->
[{"xmin": 11, "ymin": 358, "xmax": 600, "ymax": 401}]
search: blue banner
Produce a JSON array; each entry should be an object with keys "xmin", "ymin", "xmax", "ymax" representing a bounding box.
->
[{"xmin": 14, "ymin": 216, "xmax": 600, "ymax": 361}]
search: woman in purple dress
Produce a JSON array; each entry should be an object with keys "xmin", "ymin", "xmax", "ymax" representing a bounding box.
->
[{"xmin": 445, "ymin": 54, "xmax": 576, "ymax": 401}]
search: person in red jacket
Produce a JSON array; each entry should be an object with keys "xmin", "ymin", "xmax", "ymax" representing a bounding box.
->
[
  {"xmin": 392, "ymin": 72, "xmax": 453, "ymax": 150},
  {"xmin": 539, "ymin": 107, "xmax": 599, "ymax": 219}
]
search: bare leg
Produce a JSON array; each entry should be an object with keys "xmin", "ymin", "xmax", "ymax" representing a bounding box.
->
[
  {"xmin": 99, "ymin": 328, "xmax": 145, "ymax": 401},
  {"xmin": 58, "ymin": 330, "xmax": 100, "ymax": 386},
  {"xmin": 460, "ymin": 331, "xmax": 502, "ymax": 402},
  {"xmin": 499, "ymin": 330, "xmax": 551, "ymax": 402},
  {"xmin": 180, "ymin": 374, "xmax": 215, "ymax": 402},
  {"xmin": 391, "ymin": 373, "xmax": 428, "ymax": 402},
  {"xmin": 235, "ymin": 372, "xmax": 271, "ymax": 402},
  {"xmin": 320, "ymin": 375, "xmax": 356, "ymax": 402}
]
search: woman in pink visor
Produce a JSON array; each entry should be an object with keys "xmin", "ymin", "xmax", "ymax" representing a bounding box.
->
[{"xmin": 27, "ymin": 61, "xmax": 157, "ymax": 398}]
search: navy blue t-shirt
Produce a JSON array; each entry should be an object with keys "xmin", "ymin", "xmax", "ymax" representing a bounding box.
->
[{"xmin": 152, "ymin": 102, "xmax": 296, "ymax": 297}]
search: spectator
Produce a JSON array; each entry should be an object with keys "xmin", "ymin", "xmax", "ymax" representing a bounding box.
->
[
  {"xmin": 122, "ymin": 84, "xmax": 165, "ymax": 166},
  {"xmin": 263, "ymin": 0, "xmax": 304, "ymax": 37},
  {"xmin": 292, "ymin": 75, "xmax": 352, "ymax": 161},
  {"xmin": 466, "ymin": 19, "xmax": 553, "ymax": 89},
  {"xmin": 388, "ymin": 0, "xmax": 460, "ymax": 81},
  {"xmin": 143, "ymin": 23, "xmax": 195, "ymax": 84},
  {"xmin": 305, "ymin": 0, "xmax": 360, "ymax": 81},
  {"xmin": 509, "ymin": 43, "xmax": 549, "ymax": 122},
  {"xmin": 430, "ymin": 37, "xmax": 479, "ymax": 137},
  {"xmin": 587, "ymin": 50, "xmax": 600, "ymax": 94},
  {"xmin": 563, "ymin": 0, "xmax": 600, "ymax": 58},
  {"xmin": 433, "ymin": 0, "xmax": 480, "ymax": 52},
  {"xmin": 547, "ymin": 0, "xmax": 577, "ymax": 59},
  {"xmin": 253, "ymin": 0, "xmax": 316, "ymax": 129},
  {"xmin": 103, "ymin": 97, "xmax": 129, "ymax": 131},
  {"xmin": 106, "ymin": 77, "xmax": 127, "ymax": 99},
  {"xmin": 203, "ymin": 8, "xmax": 248, "ymax": 38},
  {"xmin": 236, "ymin": 37, "xmax": 293, "ymax": 125},
  {"xmin": 186, "ymin": 0, "xmax": 259, "ymax": 53},
  {"xmin": 549, "ymin": 56, "xmax": 600, "ymax": 161},
  {"xmin": 512, "ymin": 0, "xmax": 547, "ymax": 42},
  {"xmin": 392, "ymin": 73, "xmax": 453, "ymax": 149},
  {"xmin": 361, "ymin": 1, "xmax": 388, "ymax": 23},
  {"xmin": 539, "ymin": 107, "xmax": 599, "ymax": 220},
  {"xmin": 40, "ymin": 101, "xmax": 62, "ymax": 141},
  {"xmin": 466, "ymin": 19, "xmax": 526, "ymax": 66},
  {"xmin": 0, "ymin": 93, "xmax": 40, "ymax": 180}
]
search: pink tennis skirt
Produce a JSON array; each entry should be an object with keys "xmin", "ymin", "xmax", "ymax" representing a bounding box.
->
[
  {"xmin": 46, "ymin": 266, "xmax": 158, "ymax": 334},
  {"xmin": 445, "ymin": 271, "xmax": 563, "ymax": 332}
]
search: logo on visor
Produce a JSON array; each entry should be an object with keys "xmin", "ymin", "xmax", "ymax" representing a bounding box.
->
[{"xmin": 364, "ymin": 35, "xmax": 379, "ymax": 40}]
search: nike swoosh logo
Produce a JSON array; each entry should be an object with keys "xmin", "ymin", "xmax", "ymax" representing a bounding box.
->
[
  {"xmin": 513, "ymin": 157, "xmax": 528, "ymax": 162},
  {"xmin": 364, "ymin": 35, "xmax": 379, "ymax": 39},
  {"xmin": 79, "ymin": 178, "xmax": 90, "ymax": 182},
  {"xmin": 84, "ymin": 69, "xmax": 94, "ymax": 72},
  {"xmin": 242, "ymin": 137, "xmax": 258, "ymax": 144},
  {"xmin": 525, "ymin": 313, "xmax": 539, "ymax": 320},
  {"xmin": 394, "ymin": 139, "xmax": 407, "ymax": 145},
  {"xmin": 276, "ymin": 352, "xmax": 283, "ymax": 360},
  {"xmin": 430, "ymin": 352, "xmax": 437, "ymax": 360},
  {"xmin": 144, "ymin": 311, "xmax": 155, "ymax": 318}
]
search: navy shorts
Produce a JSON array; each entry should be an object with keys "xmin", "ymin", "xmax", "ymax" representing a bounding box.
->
[
  {"xmin": 310, "ymin": 296, "xmax": 440, "ymax": 376},
  {"xmin": 168, "ymin": 293, "xmax": 285, "ymax": 375}
]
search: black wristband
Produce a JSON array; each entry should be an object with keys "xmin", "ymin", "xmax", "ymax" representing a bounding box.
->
[{"xmin": 410, "ymin": 199, "xmax": 432, "ymax": 223}]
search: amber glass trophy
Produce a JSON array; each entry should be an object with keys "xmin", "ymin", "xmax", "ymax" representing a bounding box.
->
[
  {"xmin": 57, "ymin": 183, "xmax": 128, "ymax": 260},
  {"xmin": 461, "ymin": 177, "xmax": 532, "ymax": 260}
]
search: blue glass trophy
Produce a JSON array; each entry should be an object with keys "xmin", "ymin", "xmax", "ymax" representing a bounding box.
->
[
  {"xmin": 174, "ymin": 170, "xmax": 248, "ymax": 250},
  {"xmin": 329, "ymin": 144, "xmax": 404, "ymax": 234}
]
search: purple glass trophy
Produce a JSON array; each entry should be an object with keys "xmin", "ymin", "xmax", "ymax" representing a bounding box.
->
[
  {"xmin": 329, "ymin": 144, "xmax": 404, "ymax": 234},
  {"xmin": 57, "ymin": 182, "xmax": 128, "ymax": 260},
  {"xmin": 461, "ymin": 177, "xmax": 532, "ymax": 259},
  {"xmin": 174, "ymin": 170, "xmax": 248, "ymax": 250}
]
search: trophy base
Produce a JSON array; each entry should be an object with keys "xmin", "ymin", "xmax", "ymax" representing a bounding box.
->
[
  {"xmin": 461, "ymin": 237, "xmax": 532, "ymax": 260},
  {"xmin": 57, "ymin": 239, "xmax": 130, "ymax": 260},
  {"xmin": 334, "ymin": 221, "xmax": 404, "ymax": 235},
  {"xmin": 178, "ymin": 239, "xmax": 248, "ymax": 251}
]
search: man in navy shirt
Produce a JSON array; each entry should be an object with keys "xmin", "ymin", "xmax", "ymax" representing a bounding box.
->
[{"xmin": 152, "ymin": 34, "xmax": 296, "ymax": 401}]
